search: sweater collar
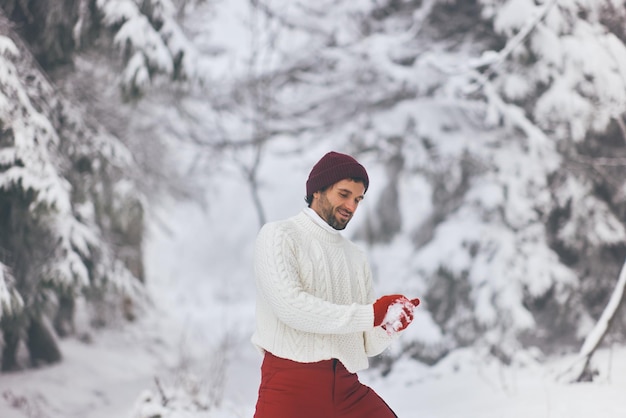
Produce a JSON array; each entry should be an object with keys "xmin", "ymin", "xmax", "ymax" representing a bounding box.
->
[{"xmin": 303, "ymin": 207, "xmax": 341, "ymax": 235}]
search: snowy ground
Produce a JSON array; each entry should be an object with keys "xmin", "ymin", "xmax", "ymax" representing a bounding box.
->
[
  {"xmin": 1, "ymin": 203, "xmax": 625, "ymax": 418},
  {"xmin": 1, "ymin": 315, "xmax": 625, "ymax": 418}
]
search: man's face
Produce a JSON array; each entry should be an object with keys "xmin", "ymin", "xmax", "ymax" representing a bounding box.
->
[{"xmin": 311, "ymin": 179, "xmax": 365, "ymax": 230}]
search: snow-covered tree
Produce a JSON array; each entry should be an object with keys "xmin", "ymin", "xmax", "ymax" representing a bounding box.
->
[
  {"xmin": 48, "ymin": 0, "xmax": 212, "ymax": 206},
  {"xmin": 95, "ymin": 0, "xmax": 202, "ymax": 96},
  {"xmin": 0, "ymin": 17, "xmax": 144, "ymax": 369},
  {"xmin": 193, "ymin": 0, "xmax": 626, "ymax": 364},
  {"xmin": 0, "ymin": 0, "xmax": 201, "ymax": 96}
]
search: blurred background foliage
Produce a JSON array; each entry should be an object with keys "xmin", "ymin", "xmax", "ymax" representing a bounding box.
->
[{"xmin": 0, "ymin": 0, "xmax": 625, "ymax": 374}]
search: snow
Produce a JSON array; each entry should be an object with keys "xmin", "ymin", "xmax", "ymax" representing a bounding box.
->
[
  {"xmin": 0, "ymin": 264, "xmax": 18, "ymax": 317},
  {"xmin": 493, "ymin": 0, "xmax": 536, "ymax": 37},
  {"xmin": 97, "ymin": 0, "xmax": 140, "ymax": 26},
  {"xmin": 369, "ymin": 346, "xmax": 626, "ymax": 418},
  {"xmin": 580, "ymin": 260, "xmax": 626, "ymax": 357},
  {"xmin": 382, "ymin": 298, "xmax": 417, "ymax": 334},
  {"xmin": 2, "ymin": 0, "xmax": 626, "ymax": 417},
  {"xmin": 529, "ymin": 25, "xmax": 562, "ymax": 67},
  {"xmin": 0, "ymin": 36, "xmax": 19, "ymax": 58},
  {"xmin": 2, "ymin": 191, "xmax": 626, "ymax": 418}
]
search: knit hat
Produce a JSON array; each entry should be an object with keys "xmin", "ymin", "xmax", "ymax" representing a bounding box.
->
[{"xmin": 306, "ymin": 151, "xmax": 369, "ymax": 197}]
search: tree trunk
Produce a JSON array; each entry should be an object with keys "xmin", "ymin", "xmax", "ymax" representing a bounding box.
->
[
  {"xmin": 26, "ymin": 316, "xmax": 62, "ymax": 367},
  {"xmin": 53, "ymin": 292, "xmax": 75, "ymax": 337},
  {"xmin": 1, "ymin": 327, "xmax": 20, "ymax": 371},
  {"xmin": 575, "ymin": 258, "xmax": 626, "ymax": 381}
]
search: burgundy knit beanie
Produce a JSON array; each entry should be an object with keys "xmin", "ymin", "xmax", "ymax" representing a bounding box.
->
[{"xmin": 306, "ymin": 151, "xmax": 369, "ymax": 197}]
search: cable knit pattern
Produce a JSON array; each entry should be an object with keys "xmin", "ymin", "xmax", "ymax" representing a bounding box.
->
[{"xmin": 251, "ymin": 209, "xmax": 395, "ymax": 373}]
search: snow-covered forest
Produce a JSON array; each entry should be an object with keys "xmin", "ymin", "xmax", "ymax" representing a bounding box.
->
[{"xmin": 1, "ymin": 0, "xmax": 626, "ymax": 417}]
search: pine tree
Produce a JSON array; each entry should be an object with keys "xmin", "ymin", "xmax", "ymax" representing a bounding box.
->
[{"xmin": 0, "ymin": 0, "xmax": 201, "ymax": 369}]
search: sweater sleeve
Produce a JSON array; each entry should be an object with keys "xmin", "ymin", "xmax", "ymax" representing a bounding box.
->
[
  {"xmin": 364, "ymin": 327, "xmax": 397, "ymax": 356},
  {"xmin": 254, "ymin": 222, "xmax": 374, "ymax": 335},
  {"xmin": 360, "ymin": 259, "xmax": 397, "ymax": 355}
]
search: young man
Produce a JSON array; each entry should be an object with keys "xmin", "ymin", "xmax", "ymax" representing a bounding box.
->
[{"xmin": 252, "ymin": 151, "xmax": 419, "ymax": 417}]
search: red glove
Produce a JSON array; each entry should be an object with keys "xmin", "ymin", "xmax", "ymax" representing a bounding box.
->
[
  {"xmin": 374, "ymin": 295, "xmax": 421, "ymax": 331},
  {"xmin": 374, "ymin": 295, "xmax": 405, "ymax": 326}
]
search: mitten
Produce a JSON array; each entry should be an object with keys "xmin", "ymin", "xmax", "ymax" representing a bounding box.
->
[
  {"xmin": 373, "ymin": 294, "xmax": 409, "ymax": 327},
  {"xmin": 382, "ymin": 298, "xmax": 416, "ymax": 332}
]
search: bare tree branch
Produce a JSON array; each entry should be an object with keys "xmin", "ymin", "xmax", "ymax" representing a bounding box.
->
[
  {"xmin": 558, "ymin": 258, "xmax": 626, "ymax": 382},
  {"xmin": 480, "ymin": 0, "xmax": 558, "ymax": 78}
]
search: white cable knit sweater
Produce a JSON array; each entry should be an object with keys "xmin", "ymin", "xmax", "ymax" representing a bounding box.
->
[{"xmin": 251, "ymin": 209, "xmax": 395, "ymax": 373}]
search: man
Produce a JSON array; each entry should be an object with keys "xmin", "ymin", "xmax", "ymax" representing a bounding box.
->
[{"xmin": 252, "ymin": 151, "xmax": 419, "ymax": 417}]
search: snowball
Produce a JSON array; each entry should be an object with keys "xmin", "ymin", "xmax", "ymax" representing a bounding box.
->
[{"xmin": 382, "ymin": 298, "xmax": 417, "ymax": 335}]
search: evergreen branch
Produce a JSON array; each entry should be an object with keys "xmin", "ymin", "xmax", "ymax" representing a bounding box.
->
[
  {"xmin": 480, "ymin": 0, "xmax": 559, "ymax": 78},
  {"xmin": 428, "ymin": 0, "xmax": 558, "ymax": 78}
]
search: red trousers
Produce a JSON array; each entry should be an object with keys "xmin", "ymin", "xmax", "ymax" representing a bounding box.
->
[{"xmin": 254, "ymin": 352, "xmax": 397, "ymax": 418}]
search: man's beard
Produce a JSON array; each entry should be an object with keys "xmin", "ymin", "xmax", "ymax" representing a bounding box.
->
[
  {"xmin": 318, "ymin": 194, "xmax": 349, "ymax": 230},
  {"xmin": 327, "ymin": 209, "xmax": 347, "ymax": 230}
]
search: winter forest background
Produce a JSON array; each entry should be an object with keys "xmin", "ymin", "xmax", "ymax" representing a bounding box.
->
[{"xmin": 1, "ymin": 0, "xmax": 626, "ymax": 417}]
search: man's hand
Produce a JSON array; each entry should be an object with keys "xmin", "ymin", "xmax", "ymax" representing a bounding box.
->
[{"xmin": 373, "ymin": 295, "xmax": 420, "ymax": 331}]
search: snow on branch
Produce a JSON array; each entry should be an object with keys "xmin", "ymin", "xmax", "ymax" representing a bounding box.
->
[
  {"xmin": 0, "ymin": 65, "xmax": 91, "ymax": 290},
  {"xmin": 0, "ymin": 31, "xmax": 144, "ymax": 296},
  {"xmin": 0, "ymin": 35, "xmax": 19, "ymax": 58},
  {"xmin": 0, "ymin": 262, "xmax": 24, "ymax": 320},
  {"xmin": 557, "ymin": 258, "xmax": 626, "ymax": 382},
  {"xmin": 0, "ymin": 264, "xmax": 9, "ymax": 315},
  {"xmin": 579, "ymin": 259, "xmax": 626, "ymax": 358},
  {"xmin": 0, "ymin": 52, "xmax": 72, "ymax": 215},
  {"xmin": 97, "ymin": 0, "xmax": 200, "ymax": 95},
  {"xmin": 480, "ymin": 0, "xmax": 558, "ymax": 77},
  {"xmin": 428, "ymin": 0, "xmax": 557, "ymax": 77}
]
